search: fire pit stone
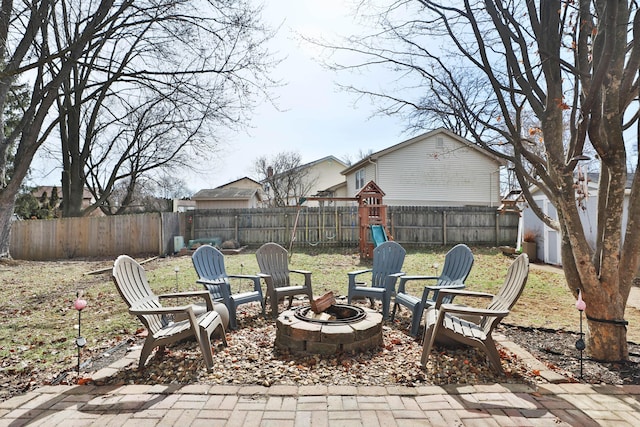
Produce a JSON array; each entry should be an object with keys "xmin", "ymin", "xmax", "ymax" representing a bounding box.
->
[{"xmin": 275, "ymin": 305, "xmax": 383, "ymax": 355}]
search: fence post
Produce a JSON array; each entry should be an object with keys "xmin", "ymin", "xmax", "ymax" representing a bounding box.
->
[
  {"xmin": 235, "ymin": 215, "xmax": 238, "ymax": 241},
  {"xmin": 443, "ymin": 211, "xmax": 447, "ymax": 245}
]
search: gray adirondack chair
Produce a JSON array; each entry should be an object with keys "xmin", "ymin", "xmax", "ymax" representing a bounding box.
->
[
  {"xmin": 255, "ymin": 242, "xmax": 314, "ymax": 317},
  {"xmin": 347, "ymin": 240, "xmax": 406, "ymax": 319},
  {"xmin": 192, "ymin": 245, "xmax": 265, "ymax": 330},
  {"xmin": 112, "ymin": 255, "xmax": 227, "ymax": 371},
  {"xmin": 421, "ymin": 253, "xmax": 529, "ymax": 374},
  {"xmin": 392, "ymin": 244, "xmax": 474, "ymax": 337}
]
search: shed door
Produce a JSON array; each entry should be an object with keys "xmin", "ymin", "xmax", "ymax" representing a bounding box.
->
[{"xmin": 543, "ymin": 200, "xmax": 562, "ymax": 265}]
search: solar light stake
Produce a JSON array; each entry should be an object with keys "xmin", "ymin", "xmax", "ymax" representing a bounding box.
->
[
  {"xmin": 74, "ymin": 290, "xmax": 87, "ymax": 382},
  {"xmin": 174, "ymin": 266, "xmax": 180, "ymax": 306},
  {"xmin": 575, "ymin": 289, "xmax": 586, "ymax": 379}
]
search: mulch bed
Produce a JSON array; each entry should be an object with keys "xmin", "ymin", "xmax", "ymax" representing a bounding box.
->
[
  {"xmin": 2, "ymin": 303, "xmax": 639, "ymax": 403},
  {"xmin": 500, "ymin": 323, "xmax": 640, "ymax": 384}
]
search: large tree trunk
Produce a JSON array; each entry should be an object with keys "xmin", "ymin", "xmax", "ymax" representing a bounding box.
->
[
  {"xmin": 0, "ymin": 191, "xmax": 16, "ymax": 259},
  {"xmin": 587, "ymin": 317, "xmax": 628, "ymax": 362}
]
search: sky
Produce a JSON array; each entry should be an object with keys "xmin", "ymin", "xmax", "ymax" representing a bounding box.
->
[
  {"xmin": 28, "ymin": 0, "xmax": 414, "ymax": 194},
  {"xmin": 187, "ymin": 0, "xmax": 412, "ymax": 191}
]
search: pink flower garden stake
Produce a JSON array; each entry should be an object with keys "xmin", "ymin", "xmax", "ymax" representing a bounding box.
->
[
  {"xmin": 576, "ymin": 289, "xmax": 586, "ymax": 311},
  {"xmin": 74, "ymin": 298, "xmax": 87, "ymax": 311},
  {"xmin": 74, "ymin": 290, "xmax": 87, "ymax": 382},
  {"xmin": 575, "ymin": 289, "xmax": 586, "ymax": 378}
]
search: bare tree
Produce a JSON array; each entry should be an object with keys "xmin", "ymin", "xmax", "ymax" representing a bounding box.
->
[
  {"xmin": 326, "ymin": 0, "xmax": 640, "ymax": 361},
  {"xmin": 255, "ymin": 151, "xmax": 315, "ymax": 207},
  {"xmin": 0, "ymin": 0, "xmax": 126, "ymax": 258},
  {"xmin": 48, "ymin": 0, "xmax": 277, "ymax": 217}
]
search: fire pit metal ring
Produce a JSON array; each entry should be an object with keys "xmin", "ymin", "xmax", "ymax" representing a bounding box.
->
[{"xmin": 293, "ymin": 304, "xmax": 367, "ymax": 324}]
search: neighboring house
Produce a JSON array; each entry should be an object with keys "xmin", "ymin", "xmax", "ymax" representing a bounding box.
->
[
  {"xmin": 172, "ymin": 199, "xmax": 196, "ymax": 212},
  {"xmin": 264, "ymin": 156, "xmax": 349, "ymax": 207},
  {"xmin": 30, "ymin": 185, "xmax": 104, "ymax": 217},
  {"xmin": 523, "ymin": 172, "xmax": 631, "ymax": 266},
  {"xmin": 341, "ymin": 128, "xmax": 506, "ymax": 206},
  {"xmin": 218, "ymin": 177, "xmax": 263, "ymax": 190},
  {"xmin": 313, "ymin": 181, "xmax": 350, "ymax": 203},
  {"xmin": 192, "ymin": 177, "xmax": 265, "ymax": 209}
]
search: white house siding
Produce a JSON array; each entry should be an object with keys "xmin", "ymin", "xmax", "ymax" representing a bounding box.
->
[
  {"xmin": 304, "ymin": 159, "xmax": 349, "ymax": 207},
  {"xmin": 346, "ymin": 163, "xmax": 376, "ymax": 197},
  {"xmin": 376, "ymin": 134, "xmax": 501, "ymax": 206}
]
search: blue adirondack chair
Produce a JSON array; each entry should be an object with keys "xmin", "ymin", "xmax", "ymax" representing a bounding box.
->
[
  {"xmin": 192, "ymin": 245, "xmax": 265, "ymax": 329},
  {"xmin": 347, "ymin": 240, "xmax": 406, "ymax": 319},
  {"xmin": 392, "ymin": 244, "xmax": 474, "ymax": 337}
]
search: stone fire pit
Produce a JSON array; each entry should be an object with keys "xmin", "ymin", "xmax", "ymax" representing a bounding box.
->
[{"xmin": 275, "ymin": 304, "xmax": 383, "ymax": 355}]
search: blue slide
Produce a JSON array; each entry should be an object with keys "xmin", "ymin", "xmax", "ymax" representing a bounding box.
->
[{"xmin": 370, "ymin": 225, "xmax": 388, "ymax": 247}]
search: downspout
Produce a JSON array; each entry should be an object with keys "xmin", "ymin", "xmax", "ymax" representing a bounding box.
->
[{"xmin": 368, "ymin": 157, "xmax": 378, "ymax": 182}]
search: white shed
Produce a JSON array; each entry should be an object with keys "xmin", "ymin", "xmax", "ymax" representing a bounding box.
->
[{"xmin": 523, "ymin": 172, "xmax": 632, "ymax": 265}]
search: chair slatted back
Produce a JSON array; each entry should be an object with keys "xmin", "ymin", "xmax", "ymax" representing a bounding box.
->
[
  {"xmin": 481, "ymin": 253, "xmax": 529, "ymax": 333},
  {"xmin": 256, "ymin": 242, "xmax": 291, "ymax": 288},
  {"xmin": 438, "ymin": 244, "xmax": 474, "ymax": 303},
  {"xmin": 371, "ymin": 241, "xmax": 406, "ymax": 288},
  {"xmin": 112, "ymin": 255, "xmax": 166, "ymax": 334},
  {"xmin": 192, "ymin": 245, "xmax": 230, "ymax": 300}
]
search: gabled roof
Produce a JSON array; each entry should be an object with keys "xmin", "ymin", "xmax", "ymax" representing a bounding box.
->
[
  {"xmin": 341, "ymin": 128, "xmax": 506, "ymax": 175},
  {"xmin": 192, "ymin": 187, "xmax": 263, "ymax": 201},
  {"xmin": 268, "ymin": 155, "xmax": 349, "ymax": 180},
  {"xmin": 216, "ymin": 177, "xmax": 262, "ymax": 189},
  {"xmin": 356, "ymin": 181, "xmax": 385, "ymax": 198}
]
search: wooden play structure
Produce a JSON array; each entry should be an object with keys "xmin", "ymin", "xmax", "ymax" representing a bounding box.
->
[{"xmin": 356, "ymin": 181, "xmax": 391, "ymax": 259}]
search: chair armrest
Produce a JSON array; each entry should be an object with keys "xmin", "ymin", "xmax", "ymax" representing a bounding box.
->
[
  {"xmin": 439, "ymin": 303, "xmax": 509, "ymax": 319},
  {"xmin": 400, "ymin": 275, "xmax": 439, "ymax": 282},
  {"xmin": 227, "ymin": 274, "xmax": 262, "ymax": 292},
  {"xmin": 348, "ymin": 269, "xmax": 372, "ymax": 289},
  {"xmin": 424, "ymin": 283, "xmax": 465, "ymax": 291},
  {"xmin": 384, "ymin": 272, "xmax": 406, "ymax": 292},
  {"xmin": 158, "ymin": 290, "xmax": 214, "ymax": 310},
  {"xmin": 348, "ymin": 269, "xmax": 372, "ymax": 277},
  {"xmin": 434, "ymin": 289, "xmax": 494, "ymax": 308},
  {"xmin": 420, "ymin": 283, "xmax": 465, "ymax": 304},
  {"xmin": 159, "ymin": 290, "xmax": 211, "ymax": 298},
  {"xmin": 227, "ymin": 273, "xmax": 260, "ymax": 280},
  {"xmin": 129, "ymin": 305, "xmax": 194, "ymax": 316},
  {"xmin": 290, "ymin": 269, "xmax": 312, "ymax": 287},
  {"xmin": 398, "ymin": 275, "xmax": 438, "ymax": 293}
]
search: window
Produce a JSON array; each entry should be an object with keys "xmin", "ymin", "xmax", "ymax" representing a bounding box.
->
[
  {"xmin": 436, "ymin": 137, "xmax": 444, "ymax": 149},
  {"xmin": 355, "ymin": 168, "xmax": 366, "ymax": 189}
]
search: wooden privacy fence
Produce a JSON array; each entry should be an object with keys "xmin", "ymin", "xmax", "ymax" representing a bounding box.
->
[
  {"xmin": 10, "ymin": 213, "xmax": 167, "ymax": 260},
  {"xmin": 10, "ymin": 206, "xmax": 519, "ymax": 260},
  {"xmin": 190, "ymin": 205, "xmax": 518, "ymax": 249}
]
